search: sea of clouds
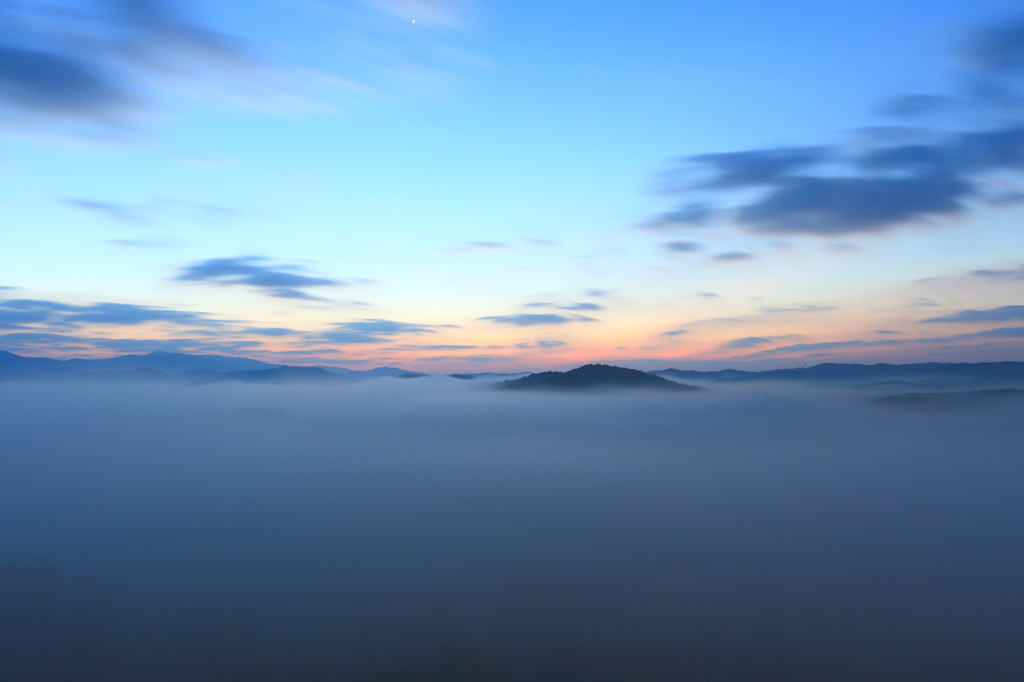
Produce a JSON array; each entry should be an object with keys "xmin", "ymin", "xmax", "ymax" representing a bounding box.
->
[{"xmin": 1, "ymin": 377, "xmax": 1022, "ymax": 681}]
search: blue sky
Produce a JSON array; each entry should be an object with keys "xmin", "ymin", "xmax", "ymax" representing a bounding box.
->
[{"xmin": 3, "ymin": 0, "xmax": 1024, "ymax": 369}]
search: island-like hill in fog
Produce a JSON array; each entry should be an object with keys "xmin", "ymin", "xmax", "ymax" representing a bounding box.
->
[{"xmin": 501, "ymin": 364, "xmax": 703, "ymax": 392}]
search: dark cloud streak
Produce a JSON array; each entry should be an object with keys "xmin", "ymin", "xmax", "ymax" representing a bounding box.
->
[
  {"xmin": 736, "ymin": 172, "xmax": 972, "ymax": 235},
  {"xmin": 964, "ymin": 16, "xmax": 1024, "ymax": 74},
  {"xmin": 876, "ymin": 94, "xmax": 954, "ymax": 117},
  {"xmin": 922, "ymin": 305, "xmax": 1024, "ymax": 323},
  {"xmin": 690, "ymin": 147, "xmax": 830, "ymax": 190},
  {"xmin": 722, "ymin": 336, "xmax": 772, "ymax": 349},
  {"xmin": 971, "ymin": 264, "xmax": 1024, "ymax": 280},
  {"xmin": 663, "ymin": 241, "xmax": 701, "ymax": 252},
  {"xmin": 320, "ymin": 319, "xmax": 438, "ymax": 344},
  {"xmin": 714, "ymin": 251, "xmax": 754, "ymax": 262},
  {"xmin": 0, "ymin": 298, "xmax": 214, "ymax": 328},
  {"xmin": 175, "ymin": 257, "xmax": 342, "ymax": 300},
  {"xmin": 0, "ymin": 45, "xmax": 135, "ymax": 119},
  {"xmin": 646, "ymin": 18, "xmax": 1024, "ymax": 236},
  {"xmin": 0, "ymin": 0, "xmax": 255, "ymax": 126},
  {"xmin": 642, "ymin": 203, "xmax": 713, "ymax": 230},
  {"xmin": 524, "ymin": 302, "xmax": 604, "ymax": 311}
]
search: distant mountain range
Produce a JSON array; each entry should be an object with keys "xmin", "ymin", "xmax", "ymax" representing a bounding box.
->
[
  {"xmin": 0, "ymin": 350, "xmax": 411, "ymax": 384},
  {"xmin": 501, "ymin": 364, "xmax": 703, "ymax": 392},
  {"xmin": 4, "ymin": 351, "xmax": 1024, "ymax": 394},
  {"xmin": 63, "ymin": 351, "xmax": 276, "ymax": 373},
  {"xmin": 450, "ymin": 372, "xmax": 529, "ymax": 380},
  {"xmin": 651, "ymin": 361, "xmax": 1024, "ymax": 390}
]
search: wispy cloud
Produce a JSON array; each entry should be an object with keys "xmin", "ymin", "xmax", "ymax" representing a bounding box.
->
[
  {"xmin": 0, "ymin": 298, "xmax": 215, "ymax": 330},
  {"xmin": 320, "ymin": 319, "xmax": 439, "ymax": 344},
  {"xmin": 514, "ymin": 340, "xmax": 568, "ymax": 349},
  {"xmin": 971, "ymin": 264, "xmax": 1024, "ymax": 280},
  {"xmin": 0, "ymin": 44, "xmax": 138, "ymax": 122},
  {"xmin": 480, "ymin": 313, "xmax": 597, "ymax": 326},
  {"xmin": 416, "ymin": 354, "xmax": 509, "ymax": 363},
  {"xmin": 644, "ymin": 16, "xmax": 1024, "ymax": 237},
  {"xmin": 89, "ymin": 336, "xmax": 261, "ymax": 353},
  {"xmin": 876, "ymin": 93, "xmax": 954, "ymax": 116},
  {"xmin": 387, "ymin": 344, "xmax": 478, "ymax": 351},
  {"xmin": 964, "ymin": 16, "xmax": 1024, "ymax": 78},
  {"xmin": 67, "ymin": 302, "xmax": 213, "ymax": 325},
  {"xmin": 244, "ymin": 327, "xmax": 296, "ymax": 337},
  {"xmin": 0, "ymin": 332, "xmax": 93, "ymax": 348},
  {"xmin": 115, "ymin": 0, "xmax": 252, "ymax": 71},
  {"xmin": 104, "ymin": 239, "xmax": 176, "ymax": 248},
  {"xmin": 663, "ymin": 241, "xmax": 702, "ymax": 253},
  {"xmin": 64, "ymin": 199, "xmax": 149, "ymax": 224},
  {"xmin": 175, "ymin": 256, "xmax": 344, "ymax": 300},
  {"xmin": 466, "ymin": 241, "xmax": 510, "ymax": 250},
  {"xmin": 721, "ymin": 336, "xmax": 773, "ymax": 349},
  {"xmin": 690, "ymin": 147, "xmax": 829, "ymax": 190},
  {"xmin": 0, "ymin": 0, "xmax": 480, "ymax": 135},
  {"xmin": 922, "ymin": 305, "xmax": 1024, "ymax": 323},
  {"xmin": 946, "ymin": 326, "xmax": 1024, "ymax": 339},
  {"xmin": 713, "ymin": 252, "xmax": 754, "ymax": 262},
  {"xmin": 452, "ymin": 238, "xmax": 557, "ymax": 253},
  {"xmin": 0, "ymin": 331, "xmax": 258, "ymax": 355},
  {"xmin": 641, "ymin": 203, "xmax": 712, "ymax": 230},
  {"xmin": 760, "ymin": 305, "xmax": 833, "ymax": 315},
  {"xmin": 876, "ymin": 94, "xmax": 955, "ymax": 117},
  {"xmin": 0, "ymin": 0, "xmax": 253, "ymax": 126},
  {"xmin": 524, "ymin": 302, "xmax": 605, "ymax": 311},
  {"xmin": 736, "ymin": 325, "xmax": 1024, "ymax": 358},
  {"xmin": 741, "ymin": 339, "xmax": 897, "ymax": 357},
  {"xmin": 66, "ymin": 197, "xmax": 245, "ymax": 225}
]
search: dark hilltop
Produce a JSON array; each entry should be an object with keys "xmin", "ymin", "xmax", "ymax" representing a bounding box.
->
[{"xmin": 500, "ymin": 363, "xmax": 703, "ymax": 392}]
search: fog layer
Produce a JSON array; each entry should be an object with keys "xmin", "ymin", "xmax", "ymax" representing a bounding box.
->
[{"xmin": 1, "ymin": 379, "xmax": 1022, "ymax": 681}]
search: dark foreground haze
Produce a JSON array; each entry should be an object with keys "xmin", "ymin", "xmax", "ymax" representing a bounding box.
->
[{"xmin": 1, "ymin": 378, "xmax": 1023, "ymax": 681}]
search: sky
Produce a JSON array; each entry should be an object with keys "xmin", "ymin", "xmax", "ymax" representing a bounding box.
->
[{"xmin": 4, "ymin": 0, "xmax": 1024, "ymax": 371}]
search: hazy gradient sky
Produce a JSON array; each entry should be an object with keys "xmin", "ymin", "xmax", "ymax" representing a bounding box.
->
[{"xmin": 4, "ymin": 0, "xmax": 1024, "ymax": 370}]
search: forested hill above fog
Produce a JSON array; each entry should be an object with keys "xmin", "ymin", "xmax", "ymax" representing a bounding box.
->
[{"xmin": 501, "ymin": 364, "xmax": 703, "ymax": 392}]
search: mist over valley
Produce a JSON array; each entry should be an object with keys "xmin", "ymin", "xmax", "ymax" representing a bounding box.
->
[{"xmin": 2, "ymin": 371, "xmax": 1023, "ymax": 680}]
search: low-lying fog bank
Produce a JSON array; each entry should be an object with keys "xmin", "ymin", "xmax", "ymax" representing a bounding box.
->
[{"xmin": 1, "ymin": 379, "xmax": 1022, "ymax": 681}]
